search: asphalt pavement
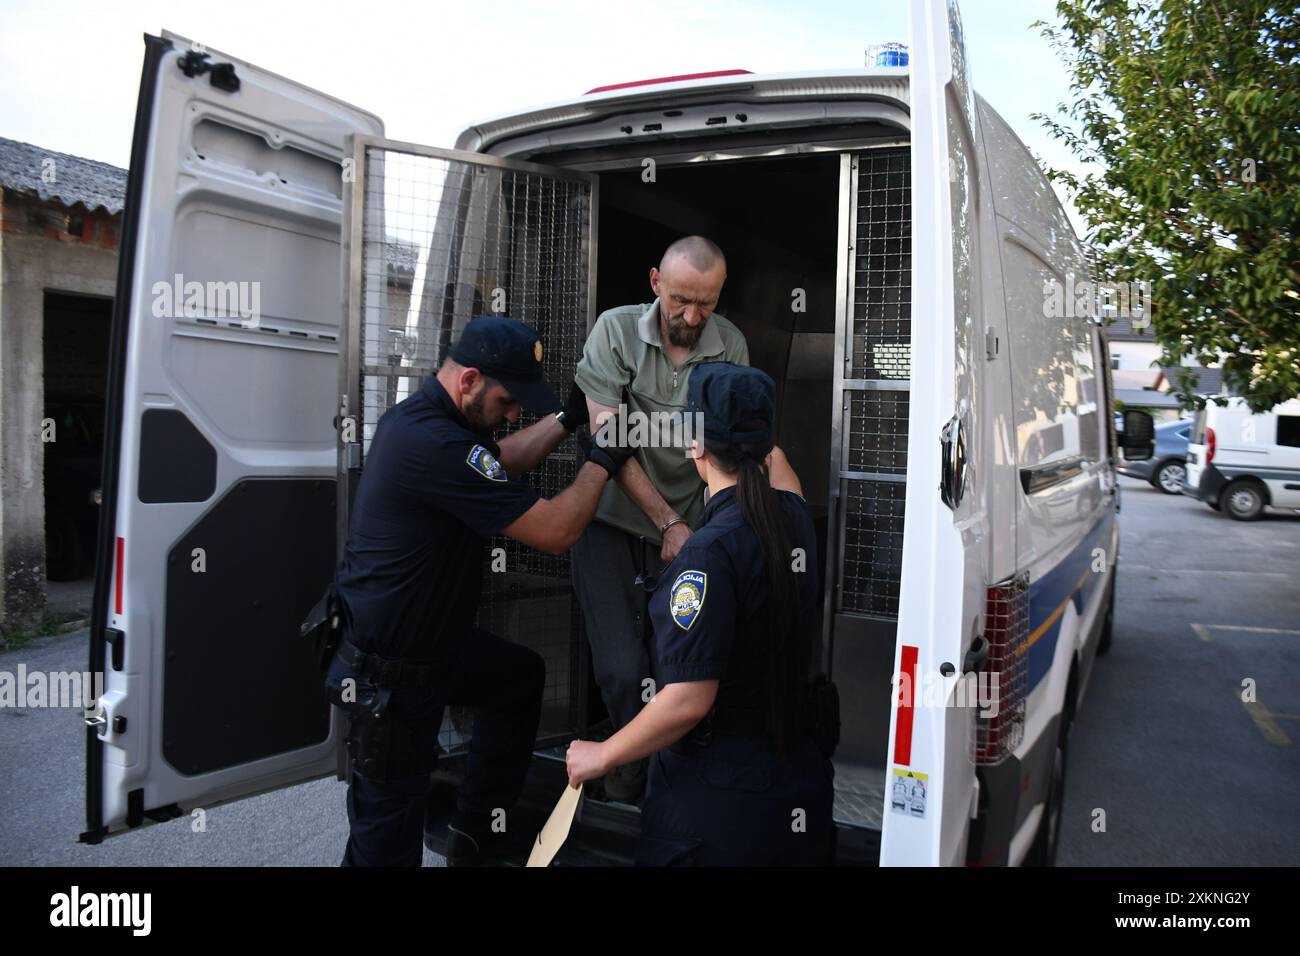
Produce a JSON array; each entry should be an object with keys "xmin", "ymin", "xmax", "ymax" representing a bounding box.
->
[
  {"xmin": 0, "ymin": 627, "xmax": 441, "ymax": 866},
  {"xmin": 1057, "ymin": 476, "xmax": 1300, "ymax": 865}
]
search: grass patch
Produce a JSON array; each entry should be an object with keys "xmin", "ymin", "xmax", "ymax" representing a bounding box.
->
[{"xmin": 0, "ymin": 606, "xmax": 76, "ymax": 651}]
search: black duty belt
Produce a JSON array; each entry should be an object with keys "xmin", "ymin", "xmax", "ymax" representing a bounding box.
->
[
  {"xmin": 335, "ymin": 639, "xmax": 439, "ymax": 690},
  {"xmin": 707, "ymin": 706, "xmax": 767, "ymax": 737},
  {"xmin": 678, "ymin": 682, "xmax": 840, "ymax": 758},
  {"xmin": 679, "ymin": 705, "xmax": 768, "ymax": 749}
]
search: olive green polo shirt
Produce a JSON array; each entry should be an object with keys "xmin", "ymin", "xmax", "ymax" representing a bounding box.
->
[{"xmin": 575, "ymin": 298, "xmax": 749, "ymax": 543}]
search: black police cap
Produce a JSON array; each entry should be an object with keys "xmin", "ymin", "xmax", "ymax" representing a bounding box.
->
[
  {"xmin": 687, "ymin": 362, "xmax": 776, "ymax": 448},
  {"xmin": 449, "ymin": 316, "xmax": 559, "ymax": 414}
]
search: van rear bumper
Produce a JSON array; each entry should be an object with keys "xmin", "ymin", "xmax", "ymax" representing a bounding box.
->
[
  {"xmin": 967, "ymin": 755, "xmax": 1024, "ymax": 865},
  {"xmin": 1184, "ymin": 462, "xmax": 1227, "ymax": 503}
]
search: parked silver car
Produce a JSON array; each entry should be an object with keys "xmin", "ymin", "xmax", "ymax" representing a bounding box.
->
[{"xmin": 1118, "ymin": 418, "xmax": 1192, "ymax": 494}]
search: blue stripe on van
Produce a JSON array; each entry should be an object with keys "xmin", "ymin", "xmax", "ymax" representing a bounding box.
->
[{"xmin": 1022, "ymin": 511, "xmax": 1114, "ymax": 691}]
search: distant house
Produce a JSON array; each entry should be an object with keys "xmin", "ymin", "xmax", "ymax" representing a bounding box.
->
[
  {"xmin": 1105, "ymin": 314, "xmax": 1227, "ymax": 421},
  {"xmin": 0, "ymin": 137, "xmax": 126, "ymax": 632}
]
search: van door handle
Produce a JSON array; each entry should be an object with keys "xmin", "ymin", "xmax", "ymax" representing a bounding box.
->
[
  {"xmin": 940, "ymin": 413, "xmax": 968, "ymax": 509},
  {"xmin": 962, "ymin": 635, "xmax": 989, "ymax": 674}
]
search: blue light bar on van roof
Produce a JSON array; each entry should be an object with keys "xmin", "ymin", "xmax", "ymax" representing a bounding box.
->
[
  {"xmin": 585, "ymin": 69, "xmax": 753, "ymax": 95},
  {"xmin": 866, "ymin": 42, "xmax": 909, "ymax": 67}
]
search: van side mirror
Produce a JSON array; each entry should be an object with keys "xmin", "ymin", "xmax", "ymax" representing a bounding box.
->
[{"xmin": 1119, "ymin": 409, "xmax": 1155, "ymax": 461}]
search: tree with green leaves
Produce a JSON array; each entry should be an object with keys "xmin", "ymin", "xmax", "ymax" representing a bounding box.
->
[{"xmin": 1032, "ymin": 0, "xmax": 1299, "ymax": 412}]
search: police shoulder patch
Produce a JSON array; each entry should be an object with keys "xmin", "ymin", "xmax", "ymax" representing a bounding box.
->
[
  {"xmin": 669, "ymin": 569, "xmax": 707, "ymax": 631},
  {"xmin": 466, "ymin": 444, "xmax": 507, "ymax": 482}
]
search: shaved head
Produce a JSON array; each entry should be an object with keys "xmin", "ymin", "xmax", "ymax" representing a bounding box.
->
[
  {"xmin": 649, "ymin": 236, "xmax": 727, "ymax": 350},
  {"xmin": 660, "ymin": 235, "xmax": 726, "ymax": 276}
]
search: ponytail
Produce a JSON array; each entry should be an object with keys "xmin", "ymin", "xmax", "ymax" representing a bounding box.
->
[{"xmin": 707, "ymin": 433, "xmax": 801, "ymax": 758}]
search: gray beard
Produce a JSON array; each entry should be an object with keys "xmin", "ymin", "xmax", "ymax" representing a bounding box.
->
[{"xmin": 663, "ymin": 307, "xmax": 704, "ymax": 349}]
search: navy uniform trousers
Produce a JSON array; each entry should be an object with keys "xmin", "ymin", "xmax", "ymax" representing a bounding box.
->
[
  {"xmin": 327, "ymin": 629, "xmax": 545, "ymax": 867},
  {"xmin": 636, "ymin": 733, "xmax": 835, "ymax": 866}
]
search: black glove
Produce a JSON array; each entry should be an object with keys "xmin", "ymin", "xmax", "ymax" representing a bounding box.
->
[
  {"xmin": 557, "ymin": 381, "xmax": 589, "ymax": 433},
  {"xmin": 582, "ymin": 415, "xmax": 636, "ymax": 478}
]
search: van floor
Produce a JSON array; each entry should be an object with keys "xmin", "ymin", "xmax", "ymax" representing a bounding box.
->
[{"xmin": 833, "ymin": 765, "xmax": 886, "ymax": 830}]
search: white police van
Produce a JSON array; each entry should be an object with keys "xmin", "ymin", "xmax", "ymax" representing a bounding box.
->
[
  {"xmin": 82, "ymin": 0, "xmax": 1155, "ymax": 865},
  {"xmin": 1184, "ymin": 396, "xmax": 1300, "ymax": 519}
]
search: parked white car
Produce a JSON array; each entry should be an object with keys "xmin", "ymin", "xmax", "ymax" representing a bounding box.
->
[{"xmin": 1184, "ymin": 397, "xmax": 1300, "ymax": 520}]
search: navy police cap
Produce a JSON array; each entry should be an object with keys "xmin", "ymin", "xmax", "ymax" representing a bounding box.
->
[
  {"xmin": 450, "ymin": 316, "xmax": 559, "ymax": 414},
  {"xmin": 687, "ymin": 362, "xmax": 776, "ymax": 448}
]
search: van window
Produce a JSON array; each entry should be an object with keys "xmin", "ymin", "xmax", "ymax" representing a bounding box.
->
[
  {"xmin": 1278, "ymin": 415, "xmax": 1300, "ymax": 447},
  {"xmin": 1076, "ymin": 323, "xmax": 1101, "ymax": 463},
  {"xmin": 1191, "ymin": 409, "xmax": 1207, "ymax": 443},
  {"xmin": 1001, "ymin": 246, "xmax": 1096, "ymax": 469}
]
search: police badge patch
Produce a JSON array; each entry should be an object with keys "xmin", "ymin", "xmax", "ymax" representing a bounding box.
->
[
  {"xmin": 466, "ymin": 444, "xmax": 507, "ymax": 482},
  {"xmin": 669, "ymin": 570, "xmax": 707, "ymax": 631}
]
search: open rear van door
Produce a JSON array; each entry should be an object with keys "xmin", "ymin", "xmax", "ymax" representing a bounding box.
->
[
  {"xmin": 878, "ymin": 0, "xmax": 985, "ymax": 866},
  {"xmin": 83, "ymin": 32, "xmax": 383, "ymax": 841}
]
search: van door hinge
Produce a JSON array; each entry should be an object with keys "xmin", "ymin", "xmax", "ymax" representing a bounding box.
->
[
  {"xmin": 177, "ymin": 50, "xmax": 241, "ymax": 93},
  {"xmin": 336, "ymin": 405, "xmax": 361, "ymax": 469},
  {"xmin": 962, "ymin": 634, "xmax": 990, "ymax": 674}
]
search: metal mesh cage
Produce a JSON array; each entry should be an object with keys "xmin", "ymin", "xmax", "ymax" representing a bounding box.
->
[
  {"xmin": 849, "ymin": 148, "xmax": 911, "ymax": 381},
  {"xmin": 839, "ymin": 479, "xmax": 907, "ymax": 616},
  {"xmin": 350, "ymin": 143, "xmax": 594, "ymax": 753},
  {"xmin": 836, "ymin": 147, "xmax": 911, "ymax": 618},
  {"xmin": 976, "ymin": 574, "xmax": 1030, "ymax": 764},
  {"xmin": 846, "ymin": 390, "xmax": 909, "ymax": 474}
]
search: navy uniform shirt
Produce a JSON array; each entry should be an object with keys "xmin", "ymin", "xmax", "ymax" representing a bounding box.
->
[
  {"xmin": 650, "ymin": 486, "xmax": 821, "ymax": 721},
  {"xmin": 335, "ymin": 376, "xmax": 539, "ymax": 663}
]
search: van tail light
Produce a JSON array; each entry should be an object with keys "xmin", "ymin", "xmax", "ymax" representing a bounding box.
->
[
  {"xmin": 976, "ymin": 574, "xmax": 1030, "ymax": 765},
  {"xmin": 1206, "ymin": 427, "xmax": 1216, "ymax": 464}
]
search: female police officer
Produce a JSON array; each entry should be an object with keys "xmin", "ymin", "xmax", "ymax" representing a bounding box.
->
[{"xmin": 566, "ymin": 362, "xmax": 834, "ymax": 865}]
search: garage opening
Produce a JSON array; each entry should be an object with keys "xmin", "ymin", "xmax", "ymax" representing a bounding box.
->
[{"xmin": 43, "ymin": 290, "xmax": 111, "ymax": 586}]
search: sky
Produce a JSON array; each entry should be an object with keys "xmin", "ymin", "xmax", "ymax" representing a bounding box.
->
[{"xmin": 0, "ymin": 0, "xmax": 1090, "ymax": 231}]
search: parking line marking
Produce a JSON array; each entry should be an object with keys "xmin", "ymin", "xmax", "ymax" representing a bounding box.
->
[
  {"xmin": 1241, "ymin": 697, "xmax": 1292, "ymax": 747},
  {"xmin": 1191, "ymin": 624, "xmax": 1213, "ymax": 643},
  {"xmin": 1206, "ymin": 625, "xmax": 1300, "ymax": 636},
  {"xmin": 1123, "ymin": 565, "xmax": 1294, "ymax": 579}
]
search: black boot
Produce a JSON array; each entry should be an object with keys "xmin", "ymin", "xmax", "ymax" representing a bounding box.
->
[{"xmin": 443, "ymin": 810, "xmax": 530, "ymax": 867}]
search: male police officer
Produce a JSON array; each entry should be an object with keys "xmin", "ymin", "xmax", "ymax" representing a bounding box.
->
[
  {"xmin": 571, "ymin": 236, "xmax": 749, "ymax": 802},
  {"xmin": 326, "ymin": 316, "xmax": 635, "ymax": 867}
]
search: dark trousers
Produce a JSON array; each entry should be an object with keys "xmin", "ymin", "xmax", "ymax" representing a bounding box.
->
[
  {"xmin": 571, "ymin": 520, "xmax": 667, "ymax": 731},
  {"xmin": 326, "ymin": 630, "xmax": 545, "ymax": 867},
  {"xmin": 636, "ymin": 735, "xmax": 836, "ymax": 866}
]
